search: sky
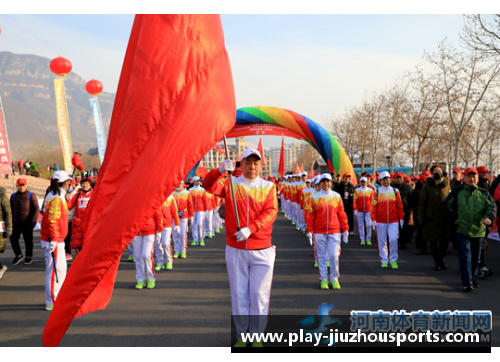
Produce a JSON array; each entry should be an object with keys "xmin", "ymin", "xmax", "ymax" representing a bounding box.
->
[{"xmin": 0, "ymin": 1, "xmax": 497, "ymax": 152}]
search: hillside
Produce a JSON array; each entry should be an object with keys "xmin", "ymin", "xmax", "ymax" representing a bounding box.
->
[{"xmin": 0, "ymin": 51, "xmax": 114, "ymax": 157}]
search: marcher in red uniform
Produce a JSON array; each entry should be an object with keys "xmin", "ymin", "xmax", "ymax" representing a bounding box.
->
[
  {"xmin": 371, "ymin": 171, "xmax": 405, "ymax": 269},
  {"xmin": 40, "ymin": 171, "xmax": 71, "ymax": 311},
  {"xmin": 353, "ymin": 177, "xmax": 374, "ymax": 245},
  {"xmin": 203, "ymin": 149, "xmax": 278, "ymax": 348},
  {"xmin": 306, "ymin": 174, "xmax": 349, "ymax": 290},
  {"xmin": 189, "ymin": 176, "xmax": 208, "ymax": 246},
  {"xmin": 172, "ymin": 181, "xmax": 194, "ymax": 259},
  {"xmin": 67, "ymin": 177, "xmax": 93, "ymax": 256},
  {"xmin": 155, "ymin": 195, "xmax": 180, "ymax": 270},
  {"xmin": 132, "ymin": 208, "xmax": 163, "ymax": 290}
]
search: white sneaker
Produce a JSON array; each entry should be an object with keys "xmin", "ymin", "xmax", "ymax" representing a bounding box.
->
[{"xmin": 0, "ymin": 265, "xmax": 7, "ymax": 279}]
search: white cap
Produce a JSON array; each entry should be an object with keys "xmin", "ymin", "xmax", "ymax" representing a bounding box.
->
[
  {"xmin": 192, "ymin": 176, "xmax": 201, "ymax": 182},
  {"xmin": 53, "ymin": 170, "xmax": 71, "ymax": 183},
  {"xmin": 317, "ymin": 173, "xmax": 332, "ymax": 183},
  {"xmin": 301, "ymin": 171, "xmax": 308, "ymax": 176},
  {"xmin": 380, "ymin": 171, "xmax": 391, "ymax": 180},
  {"xmin": 314, "ymin": 176, "xmax": 321, "ymax": 185},
  {"xmin": 360, "ymin": 177, "xmax": 367, "ymax": 182},
  {"xmin": 241, "ymin": 149, "xmax": 262, "ymax": 160},
  {"xmin": 306, "ymin": 179, "xmax": 312, "ymax": 183}
]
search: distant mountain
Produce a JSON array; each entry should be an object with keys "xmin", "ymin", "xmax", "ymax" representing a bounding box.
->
[{"xmin": 0, "ymin": 51, "xmax": 114, "ymax": 156}]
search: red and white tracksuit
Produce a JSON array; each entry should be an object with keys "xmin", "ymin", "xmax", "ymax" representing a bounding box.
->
[
  {"xmin": 204, "ymin": 168, "xmax": 278, "ymax": 338},
  {"xmin": 353, "ymin": 186, "xmax": 375, "ymax": 243},
  {"xmin": 189, "ymin": 186, "xmax": 208, "ymax": 243},
  {"xmin": 371, "ymin": 186, "xmax": 404, "ymax": 264},
  {"xmin": 67, "ymin": 188, "xmax": 92, "ymax": 251},
  {"xmin": 172, "ymin": 189, "xmax": 193, "ymax": 255},
  {"xmin": 40, "ymin": 190, "xmax": 69, "ymax": 308},
  {"xmin": 204, "ymin": 192, "xmax": 216, "ymax": 236},
  {"xmin": 132, "ymin": 209, "xmax": 163, "ymax": 283},
  {"xmin": 306, "ymin": 190, "xmax": 349, "ymax": 283},
  {"xmin": 296, "ymin": 182, "xmax": 307, "ymax": 231},
  {"xmin": 156, "ymin": 195, "xmax": 180, "ymax": 266}
]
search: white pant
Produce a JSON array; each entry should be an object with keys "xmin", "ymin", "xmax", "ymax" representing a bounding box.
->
[
  {"xmin": 357, "ymin": 212, "xmax": 372, "ymax": 242},
  {"xmin": 173, "ymin": 218, "xmax": 188, "ymax": 254},
  {"xmin": 157, "ymin": 227, "xmax": 173, "ymax": 265},
  {"xmin": 226, "ymin": 245, "xmax": 275, "ymax": 338},
  {"xmin": 213, "ymin": 207, "xmax": 221, "ymax": 230},
  {"xmin": 314, "ymin": 234, "xmax": 341, "ymax": 282},
  {"xmin": 204, "ymin": 210, "xmax": 214, "ymax": 236},
  {"xmin": 41, "ymin": 241, "xmax": 67, "ymax": 307},
  {"xmin": 126, "ymin": 243, "xmax": 134, "ymax": 258},
  {"xmin": 298, "ymin": 209, "xmax": 306, "ymax": 231},
  {"xmin": 192, "ymin": 211, "xmax": 205, "ymax": 242},
  {"xmin": 376, "ymin": 223, "xmax": 399, "ymax": 263},
  {"xmin": 132, "ymin": 234, "xmax": 156, "ymax": 283}
]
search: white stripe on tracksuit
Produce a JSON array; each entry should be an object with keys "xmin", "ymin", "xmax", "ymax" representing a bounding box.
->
[
  {"xmin": 132, "ymin": 234, "xmax": 156, "ymax": 283},
  {"xmin": 226, "ymin": 245, "xmax": 275, "ymax": 338},
  {"xmin": 41, "ymin": 240, "xmax": 67, "ymax": 308},
  {"xmin": 173, "ymin": 218, "xmax": 188, "ymax": 254},
  {"xmin": 376, "ymin": 223, "xmax": 399, "ymax": 263},
  {"xmin": 357, "ymin": 212, "xmax": 372, "ymax": 242},
  {"xmin": 314, "ymin": 234, "xmax": 341, "ymax": 282}
]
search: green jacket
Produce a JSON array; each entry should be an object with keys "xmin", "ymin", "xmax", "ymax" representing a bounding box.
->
[
  {"xmin": 0, "ymin": 186, "xmax": 13, "ymax": 253},
  {"xmin": 444, "ymin": 185, "xmax": 496, "ymax": 238}
]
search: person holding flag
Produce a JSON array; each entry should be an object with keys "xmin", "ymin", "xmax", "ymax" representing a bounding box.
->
[
  {"xmin": 189, "ymin": 176, "xmax": 208, "ymax": 246},
  {"xmin": 40, "ymin": 171, "xmax": 71, "ymax": 311},
  {"xmin": 306, "ymin": 174, "xmax": 349, "ymax": 290},
  {"xmin": 203, "ymin": 149, "xmax": 278, "ymax": 347}
]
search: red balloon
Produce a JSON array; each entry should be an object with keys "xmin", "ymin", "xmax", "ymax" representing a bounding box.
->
[
  {"xmin": 50, "ymin": 57, "xmax": 72, "ymax": 76},
  {"xmin": 85, "ymin": 79, "xmax": 103, "ymax": 96}
]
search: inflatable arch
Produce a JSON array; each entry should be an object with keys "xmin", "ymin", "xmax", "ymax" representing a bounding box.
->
[{"xmin": 227, "ymin": 106, "xmax": 356, "ymax": 183}]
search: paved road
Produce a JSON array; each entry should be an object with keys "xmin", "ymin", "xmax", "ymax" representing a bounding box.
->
[{"xmin": 0, "ymin": 213, "xmax": 499, "ymax": 347}]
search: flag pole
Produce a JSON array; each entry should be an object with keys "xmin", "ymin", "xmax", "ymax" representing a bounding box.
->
[{"xmin": 223, "ymin": 135, "xmax": 240, "ymax": 231}]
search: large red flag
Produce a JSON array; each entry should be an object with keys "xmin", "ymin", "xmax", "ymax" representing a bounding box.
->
[
  {"xmin": 309, "ymin": 164, "xmax": 314, "ymax": 179},
  {"xmin": 278, "ymin": 136, "xmax": 285, "ymax": 176},
  {"xmin": 42, "ymin": 14, "xmax": 236, "ymax": 347},
  {"xmin": 257, "ymin": 137, "xmax": 265, "ymax": 165},
  {"xmin": 295, "ymin": 163, "xmax": 300, "ymax": 174}
]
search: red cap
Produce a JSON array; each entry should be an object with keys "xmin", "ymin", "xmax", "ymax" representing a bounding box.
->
[
  {"xmin": 395, "ymin": 172, "xmax": 405, "ymax": 178},
  {"xmin": 16, "ymin": 178, "xmax": 27, "ymax": 186},
  {"xmin": 477, "ymin": 166, "xmax": 490, "ymax": 174},
  {"xmin": 375, "ymin": 172, "xmax": 380, "ymax": 176},
  {"xmin": 342, "ymin": 173, "xmax": 352, "ymax": 179},
  {"xmin": 464, "ymin": 167, "xmax": 478, "ymax": 176},
  {"xmin": 404, "ymin": 176, "xmax": 411, "ymax": 182},
  {"xmin": 390, "ymin": 173, "xmax": 396, "ymax": 178},
  {"xmin": 453, "ymin": 168, "xmax": 462, "ymax": 174},
  {"xmin": 370, "ymin": 175, "xmax": 376, "ymax": 180}
]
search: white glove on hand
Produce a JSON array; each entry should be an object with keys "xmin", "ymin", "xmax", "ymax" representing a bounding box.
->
[
  {"xmin": 342, "ymin": 231, "xmax": 349, "ymax": 244},
  {"xmin": 354, "ymin": 211, "xmax": 358, "ymax": 216},
  {"xmin": 372, "ymin": 221, "xmax": 377, "ymax": 230},
  {"xmin": 234, "ymin": 227, "xmax": 252, "ymax": 242},
  {"xmin": 219, "ymin": 159, "xmax": 235, "ymax": 174},
  {"xmin": 399, "ymin": 220, "xmax": 404, "ymax": 228}
]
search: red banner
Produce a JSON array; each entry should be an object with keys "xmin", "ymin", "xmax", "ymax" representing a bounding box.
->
[{"xmin": 0, "ymin": 97, "xmax": 12, "ymax": 175}]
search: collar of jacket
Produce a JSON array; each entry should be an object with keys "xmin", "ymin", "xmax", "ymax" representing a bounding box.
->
[{"xmin": 240, "ymin": 175, "xmax": 260, "ymax": 188}]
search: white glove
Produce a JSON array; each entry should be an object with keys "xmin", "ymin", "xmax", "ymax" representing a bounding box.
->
[
  {"xmin": 354, "ymin": 211, "xmax": 358, "ymax": 216},
  {"xmin": 342, "ymin": 231, "xmax": 349, "ymax": 244},
  {"xmin": 234, "ymin": 227, "xmax": 252, "ymax": 242},
  {"xmin": 372, "ymin": 221, "xmax": 377, "ymax": 230},
  {"xmin": 399, "ymin": 220, "xmax": 404, "ymax": 228},
  {"xmin": 307, "ymin": 232, "xmax": 313, "ymax": 246},
  {"xmin": 219, "ymin": 159, "xmax": 235, "ymax": 174}
]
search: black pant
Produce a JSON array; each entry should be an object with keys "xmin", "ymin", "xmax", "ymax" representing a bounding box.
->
[
  {"xmin": 398, "ymin": 211, "xmax": 412, "ymax": 247},
  {"xmin": 345, "ymin": 204, "xmax": 354, "ymax": 232},
  {"xmin": 429, "ymin": 227, "xmax": 448, "ymax": 267},
  {"xmin": 64, "ymin": 222, "xmax": 72, "ymax": 255},
  {"xmin": 10, "ymin": 221, "xmax": 34, "ymax": 258}
]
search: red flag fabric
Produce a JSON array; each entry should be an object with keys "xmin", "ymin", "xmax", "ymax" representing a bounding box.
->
[
  {"xmin": 257, "ymin": 137, "xmax": 266, "ymax": 165},
  {"xmin": 309, "ymin": 164, "xmax": 314, "ymax": 179},
  {"xmin": 278, "ymin": 136, "xmax": 285, "ymax": 176},
  {"xmin": 295, "ymin": 163, "xmax": 300, "ymax": 174},
  {"xmin": 42, "ymin": 14, "xmax": 236, "ymax": 347},
  {"xmin": 300, "ymin": 164, "xmax": 304, "ymax": 173}
]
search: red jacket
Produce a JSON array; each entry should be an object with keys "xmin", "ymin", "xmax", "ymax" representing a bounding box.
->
[
  {"xmin": 67, "ymin": 188, "xmax": 93, "ymax": 248},
  {"xmin": 138, "ymin": 208, "xmax": 163, "ymax": 236},
  {"xmin": 172, "ymin": 189, "xmax": 194, "ymax": 219},
  {"xmin": 203, "ymin": 169, "xmax": 278, "ymax": 249},
  {"xmin": 353, "ymin": 187, "xmax": 375, "ymax": 213},
  {"xmin": 161, "ymin": 195, "xmax": 180, "ymax": 228},
  {"xmin": 41, "ymin": 191, "xmax": 69, "ymax": 242},
  {"xmin": 371, "ymin": 186, "xmax": 405, "ymax": 223},
  {"xmin": 189, "ymin": 186, "xmax": 208, "ymax": 212},
  {"xmin": 306, "ymin": 190, "xmax": 349, "ymax": 234},
  {"xmin": 205, "ymin": 192, "xmax": 216, "ymax": 211}
]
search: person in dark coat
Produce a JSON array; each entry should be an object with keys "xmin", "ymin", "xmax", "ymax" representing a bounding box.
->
[
  {"xmin": 392, "ymin": 172, "xmax": 412, "ymax": 249},
  {"xmin": 411, "ymin": 172, "xmax": 429, "ymax": 255},
  {"xmin": 476, "ymin": 166, "xmax": 493, "ymax": 279},
  {"xmin": 335, "ymin": 173, "xmax": 355, "ymax": 234},
  {"xmin": 9, "ymin": 178, "xmax": 39, "ymax": 265},
  {"xmin": 418, "ymin": 166, "xmax": 451, "ymax": 270},
  {"xmin": 0, "ymin": 186, "xmax": 13, "ymax": 278}
]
